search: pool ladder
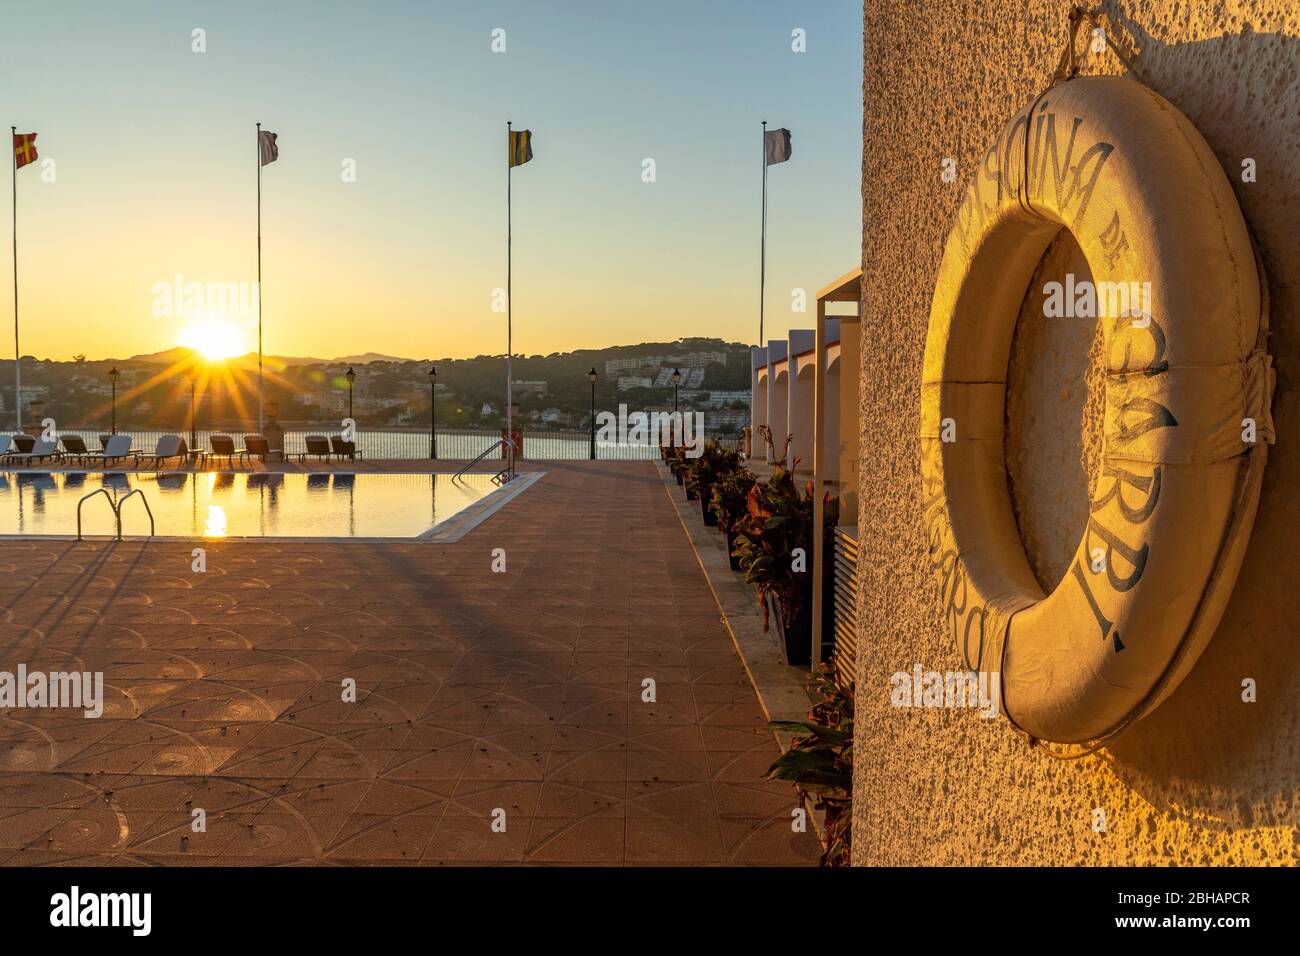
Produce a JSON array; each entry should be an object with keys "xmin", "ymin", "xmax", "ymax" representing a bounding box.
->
[
  {"xmin": 453, "ymin": 439, "xmax": 515, "ymax": 485},
  {"xmin": 76, "ymin": 488, "xmax": 156, "ymax": 541}
]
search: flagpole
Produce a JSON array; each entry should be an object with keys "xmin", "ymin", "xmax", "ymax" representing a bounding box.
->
[
  {"xmin": 256, "ymin": 121, "xmax": 264, "ymax": 434},
  {"xmin": 11, "ymin": 126, "xmax": 20, "ymax": 432},
  {"xmin": 506, "ymin": 120, "xmax": 514, "ymax": 479},
  {"xmin": 760, "ymin": 120, "xmax": 767, "ymax": 348}
]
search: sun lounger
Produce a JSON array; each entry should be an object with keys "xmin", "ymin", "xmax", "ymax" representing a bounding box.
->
[
  {"xmin": 300, "ymin": 435, "xmax": 332, "ymax": 463},
  {"xmin": 6, "ymin": 438, "xmax": 61, "ymax": 466},
  {"xmin": 60, "ymin": 435, "xmax": 94, "ymax": 465},
  {"xmin": 330, "ymin": 435, "xmax": 362, "ymax": 461},
  {"xmin": 135, "ymin": 434, "xmax": 188, "ymax": 468},
  {"xmin": 208, "ymin": 434, "xmax": 239, "ymax": 467},
  {"xmin": 75, "ymin": 434, "xmax": 134, "ymax": 467},
  {"xmin": 242, "ymin": 435, "xmax": 272, "ymax": 463},
  {"xmin": 101, "ymin": 435, "xmax": 134, "ymax": 465}
]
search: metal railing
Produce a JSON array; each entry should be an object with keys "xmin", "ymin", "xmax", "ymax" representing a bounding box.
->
[
  {"xmin": 43, "ymin": 427, "xmax": 745, "ymax": 462},
  {"xmin": 76, "ymin": 486, "xmax": 155, "ymax": 540},
  {"xmin": 116, "ymin": 489, "xmax": 156, "ymax": 538},
  {"xmin": 453, "ymin": 439, "xmax": 510, "ymax": 480},
  {"xmin": 76, "ymin": 488, "xmax": 115, "ymax": 540}
]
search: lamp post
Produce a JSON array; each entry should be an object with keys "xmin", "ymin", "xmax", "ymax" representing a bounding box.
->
[
  {"xmin": 428, "ymin": 365, "xmax": 438, "ymax": 460},
  {"xmin": 345, "ymin": 366, "xmax": 356, "ymax": 422},
  {"xmin": 108, "ymin": 366, "xmax": 120, "ymax": 435},
  {"xmin": 671, "ymin": 367, "xmax": 682, "ymax": 415},
  {"xmin": 588, "ymin": 367, "xmax": 597, "ymax": 460}
]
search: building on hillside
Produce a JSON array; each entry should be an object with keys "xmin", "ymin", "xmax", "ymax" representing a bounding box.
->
[
  {"xmin": 511, "ymin": 380, "xmax": 547, "ymax": 396},
  {"xmin": 617, "ymin": 375, "xmax": 655, "ymax": 391},
  {"xmin": 653, "ymin": 367, "xmax": 705, "ymax": 388},
  {"xmin": 699, "ymin": 389, "xmax": 750, "ymax": 408},
  {"xmin": 703, "ymin": 407, "xmax": 749, "ymax": 435},
  {"xmin": 294, "ymin": 389, "xmax": 348, "ymax": 413},
  {"xmin": 669, "ymin": 350, "xmax": 727, "ymax": 369},
  {"xmin": 605, "ymin": 355, "xmax": 664, "ymax": 375}
]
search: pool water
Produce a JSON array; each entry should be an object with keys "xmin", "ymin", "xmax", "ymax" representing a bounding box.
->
[{"xmin": 0, "ymin": 471, "xmax": 522, "ymax": 540}]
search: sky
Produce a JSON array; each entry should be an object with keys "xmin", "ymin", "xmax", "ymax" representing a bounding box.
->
[{"xmin": 2, "ymin": 0, "xmax": 861, "ymax": 362}]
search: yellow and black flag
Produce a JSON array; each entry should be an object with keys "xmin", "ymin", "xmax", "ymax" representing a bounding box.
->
[
  {"xmin": 13, "ymin": 132, "xmax": 38, "ymax": 170},
  {"xmin": 508, "ymin": 129, "xmax": 533, "ymax": 168}
]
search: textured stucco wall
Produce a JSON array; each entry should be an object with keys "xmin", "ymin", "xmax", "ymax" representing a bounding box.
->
[{"xmin": 854, "ymin": 0, "xmax": 1300, "ymax": 865}]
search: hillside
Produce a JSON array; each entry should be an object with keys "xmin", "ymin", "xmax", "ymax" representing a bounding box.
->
[{"xmin": 2, "ymin": 338, "xmax": 752, "ymax": 434}]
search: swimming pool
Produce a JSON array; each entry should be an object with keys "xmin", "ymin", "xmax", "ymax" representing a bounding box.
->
[{"xmin": 0, "ymin": 471, "xmax": 539, "ymax": 541}]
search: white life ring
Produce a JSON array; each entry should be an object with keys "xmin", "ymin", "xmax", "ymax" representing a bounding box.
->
[{"xmin": 921, "ymin": 76, "xmax": 1274, "ymax": 746}]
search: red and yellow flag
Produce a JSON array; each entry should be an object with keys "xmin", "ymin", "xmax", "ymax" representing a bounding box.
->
[
  {"xmin": 508, "ymin": 129, "xmax": 533, "ymax": 168},
  {"xmin": 13, "ymin": 133, "xmax": 37, "ymax": 170}
]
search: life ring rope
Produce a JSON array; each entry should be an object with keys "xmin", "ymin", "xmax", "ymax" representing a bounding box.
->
[
  {"xmin": 1018, "ymin": 8, "xmax": 1149, "ymax": 224},
  {"xmin": 1055, "ymin": 7, "xmax": 1150, "ymax": 88}
]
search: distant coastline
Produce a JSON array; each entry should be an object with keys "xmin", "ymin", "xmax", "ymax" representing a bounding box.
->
[{"xmin": 0, "ymin": 337, "xmax": 753, "ymax": 435}]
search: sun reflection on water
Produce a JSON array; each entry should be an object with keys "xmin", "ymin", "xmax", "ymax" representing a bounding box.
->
[{"xmin": 204, "ymin": 505, "xmax": 228, "ymax": 537}]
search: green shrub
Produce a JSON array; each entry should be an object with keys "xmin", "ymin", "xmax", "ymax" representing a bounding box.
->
[
  {"xmin": 732, "ymin": 464, "xmax": 837, "ymax": 630},
  {"xmin": 709, "ymin": 468, "xmax": 756, "ymax": 535},
  {"xmin": 683, "ymin": 440, "xmax": 742, "ymax": 498},
  {"xmin": 765, "ymin": 672, "xmax": 854, "ymax": 867}
]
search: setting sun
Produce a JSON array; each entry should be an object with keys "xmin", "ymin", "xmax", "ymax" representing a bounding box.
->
[{"xmin": 179, "ymin": 318, "xmax": 248, "ymax": 360}]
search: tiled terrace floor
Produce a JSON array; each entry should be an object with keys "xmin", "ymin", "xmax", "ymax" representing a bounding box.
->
[{"xmin": 0, "ymin": 460, "xmax": 818, "ymax": 865}]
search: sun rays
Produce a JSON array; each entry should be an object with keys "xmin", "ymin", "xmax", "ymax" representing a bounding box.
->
[
  {"xmin": 177, "ymin": 317, "xmax": 248, "ymax": 361},
  {"xmin": 82, "ymin": 349, "xmax": 299, "ymax": 431}
]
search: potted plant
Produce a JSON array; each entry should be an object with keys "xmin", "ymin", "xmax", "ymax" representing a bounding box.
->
[
  {"xmin": 710, "ymin": 468, "xmax": 755, "ymax": 568},
  {"xmin": 665, "ymin": 445, "xmax": 687, "ymax": 485},
  {"xmin": 731, "ymin": 463, "xmax": 838, "ymax": 665},
  {"xmin": 764, "ymin": 671, "xmax": 853, "ymax": 867},
  {"xmin": 684, "ymin": 440, "xmax": 742, "ymax": 514}
]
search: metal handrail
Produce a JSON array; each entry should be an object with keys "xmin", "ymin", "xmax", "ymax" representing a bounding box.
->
[
  {"xmin": 76, "ymin": 488, "xmax": 116, "ymax": 540},
  {"xmin": 75, "ymin": 487, "xmax": 156, "ymax": 540},
  {"xmin": 116, "ymin": 489, "xmax": 156, "ymax": 538},
  {"xmin": 454, "ymin": 439, "xmax": 509, "ymax": 480}
]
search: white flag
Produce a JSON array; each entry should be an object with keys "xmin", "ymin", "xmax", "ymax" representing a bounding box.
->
[
  {"xmin": 764, "ymin": 128, "xmax": 792, "ymax": 166},
  {"xmin": 259, "ymin": 130, "xmax": 279, "ymax": 166}
]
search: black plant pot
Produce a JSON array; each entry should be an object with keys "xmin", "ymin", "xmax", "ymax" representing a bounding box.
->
[
  {"xmin": 725, "ymin": 529, "xmax": 742, "ymax": 571},
  {"xmin": 701, "ymin": 495, "xmax": 717, "ymax": 526},
  {"xmin": 675, "ymin": 470, "xmax": 684, "ymax": 486},
  {"xmin": 685, "ymin": 485, "xmax": 697, "ymax": 500},
  {"xmin": 778, "ymin": 598, "xmax": 813, "ymax": 667}
]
